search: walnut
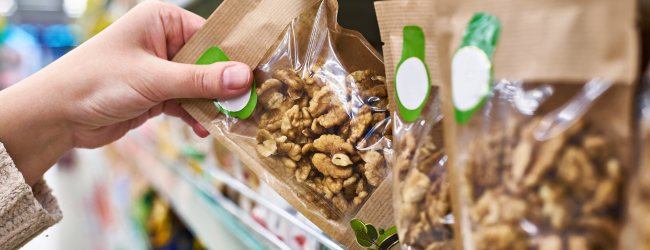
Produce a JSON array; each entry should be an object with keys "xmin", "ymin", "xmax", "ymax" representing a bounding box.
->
[
  {"xmin": 276, "ymin": 136, "xmax": 301, "ymax": 161},
  {"xmin": 356, "ymin": 178, "xmax": 368, "ymax": 195},
  {"xmin": 259, "ymin": 98, "xmax": 294, "ymax": 131},
  {"xmin": 582, "ymin": 135, "xmax": 608, "ymax": 162},
  {"xmin": 532, "ymin": 234, "xmax": 562, "ymax": 250},
  {"xmin": 304, "ymin": 76, "xmax": 323, "ymax": 98},
  {"xmin": 281, "ymin": 157, "xmax": 297, "ymax": 169},
  {"xmin": 339, "ymin": 121, "xmax": 351, "ymax": 140},
  {"xmin": 539, "ymin": 182, "xmax": 572, "ymax": 230},
  {"xmin": 324, "ymin": 176, "xmax": 343, "ymax": 193},
  {"xmin": 371, "ymin": 112, "xmax": 387, "ymax": 127},
  {"xmin": 312, "ymin": 153, "xmax": 353, "ymax": 178},
  {"xmin": 343, "ymin": 173, "xmax": 360, "ymax": 187},
  {"xmin": 557, "ymin": 147, "xmax": 598, "ymax": 199},
  {"xmin": 295, "ymin": 94, "xmax": 310, "ymax": 108},
  {"xmin": 360, "ymin": 150, "xmax": 385, "ymax": 186},
  {"xmin": 323, "ymin": 184, "xmax": 334, "ymax": 199},
  {"xmin": 349, "ymin": 178, "xmax": 369, "ymax": 210},
  {"xmin": 308, "ymin": 86, "xmax": 334, "ymax": 117},
  {"xmin": 295, "ymin": 160, "xmax": 311, "ymax": 183},
  {"xmin": 259, "ymin": 109, "xmax": 284, "ymax": 131},
  {"xmin": 522, "ymin": 134, "xmax": 566, "ymax": 188},
  {"xmin": 274, "ymin": 69, "xmax": 304, "ymax": 98},
  {"xmin": 403, "ymin": 169, "xmax": 430, "ymax": 203},
  {"xmin": 347, "ymin": 69, "xmax": 382, "ymax": 88},
  {"xmin": 256, "ymin": 129, "xmax": 278, "ymax": 157},
  {"xmin": 331, "ymin": 154, "xmax": 353, "ymax": 166},
  {"xmin": 333, "ymin": 195, "xmax": 348, "ymax": 212},
  {"xmin": 314, "ymin": 102, "xmax": 350, "ymax": 128},
  {"xmin": 349, "ymin": 104, "xmax": 373, "ymax": 143},
  {"xmin": 311, "ymin": 119, "xmax": 326, "ymax": 134},
  {"xmin": 568, "ymin": 235, "xmax": 589, "ymax": 250},
  {"xmin": 257, "ymin": 78, "xmax": 285, "ymax": 109},
  {"xmin": 281, "ymin": 105, "xmax": 312, "ymax": 140},
  {"xmin": 425, "ymin": 177, "xmax": 451, "ymax": 222},
  {"xmin": 301, "ymin": 143, "xmax": 314, "ymax": 155},
  {"xmin": 347, "ymin": 70, "xmax": 388, "ymax": 101},
  {"xmin": 582, "ymin": 179, "xmax": 617, "ymax": 214},
  {"xmin": 473, "ymin": 224, "xmax": 528, "ymax": 250},
  {"xmin": 313, "ymin": 135, "xmax": 355, "ymax": 166},
  {"xmin": 307, "ymin": 177, "xmax": 324, "ymax": 194},
  {"xmin": 396, "ymin": 132, "xmax": 416, "ymax": 176}
]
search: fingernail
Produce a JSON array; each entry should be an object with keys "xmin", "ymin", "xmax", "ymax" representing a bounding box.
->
[{"xmin": 223, "ymin": 66, "xmax": 251, "ymax": 89}]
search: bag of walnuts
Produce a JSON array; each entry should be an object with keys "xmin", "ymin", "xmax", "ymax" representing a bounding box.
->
[
  {"xmin": 620, "ymin": 64, "xmax": 650, "ymax": 249},
  {"xmin": 375, "ymin": 1, "xmax": 454, "ymax": 250},
  {"xmin": 171, "ymin": 0, "xmax": 395, "ymax": 247},
  {"xmin": 434, "ymin": 0, "xmax": 639, "ymax": 249}
]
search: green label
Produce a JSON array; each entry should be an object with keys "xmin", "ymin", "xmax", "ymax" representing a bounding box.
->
[
  {"xmin": 196, "ymin": 47, "xmax": 257, "ymax": 119},
  {"xmin": 394, "ymin": 25, "xmax": 431, "ymax": 122},
  {"xmin": 452, "ymin": 13, "xmax": 501, "ymax": 124}
]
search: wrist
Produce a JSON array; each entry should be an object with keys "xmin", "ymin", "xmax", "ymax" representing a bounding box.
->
[{"xmin": 0, "ymin": 71, "xmax": 74, "ymax": 186}]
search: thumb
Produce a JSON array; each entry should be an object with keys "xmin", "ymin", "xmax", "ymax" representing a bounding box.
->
[{"xmin": 152, "ymin": 60, "xmax": 253, "ymax": 101}]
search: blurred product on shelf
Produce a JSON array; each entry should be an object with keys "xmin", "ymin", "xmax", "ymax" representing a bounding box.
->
[
  {"xmin": 436, "ymin": 0, "xmax": 638, "ymax": 249},
  {"xmin": 621, "ymin": 63, "xmax": 650, "ymax": 248},
  {"xmin": 135, "ymin": 190, "xmax": 206, "ymax": 250},
  {"xmin": 375, "ymin": 1, "xmax": 453, "ymax": 250},
  {"xmin": 115, "ymin": 114, "xmax": 333, "ymax": 249}
]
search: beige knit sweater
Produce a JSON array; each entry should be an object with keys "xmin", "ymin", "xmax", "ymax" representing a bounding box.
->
[{"xmin": 0, "ymin": 142, "xmax": 62, "ymax": 249}]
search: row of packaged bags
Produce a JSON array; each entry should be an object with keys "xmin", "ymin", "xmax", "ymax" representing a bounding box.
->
[{"xmin": 167, "ymin": 0, "xmax": 647, "ymax": 249}]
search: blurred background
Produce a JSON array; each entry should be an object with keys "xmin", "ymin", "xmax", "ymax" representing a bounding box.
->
[{"xmin": 0, "ymin": 0, "xmax": 382, "ymax": 249}]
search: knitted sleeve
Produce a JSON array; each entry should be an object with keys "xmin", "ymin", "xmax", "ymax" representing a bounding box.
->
[{"xmin": 0, "ymin": 142, "xmax": 62, "ymax": 250}]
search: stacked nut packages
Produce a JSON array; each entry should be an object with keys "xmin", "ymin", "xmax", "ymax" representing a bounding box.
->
[
  {"xmin": 621, "ymin": 63, "xmax": 650, "ymax": 248},
  {"xmin": 376, "ymin": 1, "xmax": 454, "ymax": 250},
  {"xmin": 434, "ymin": 0, "xmax": 639, "ymax": 249},
  {"xmin": 171, "ymin": 0, "xmax": 396, "ymax": 248}
]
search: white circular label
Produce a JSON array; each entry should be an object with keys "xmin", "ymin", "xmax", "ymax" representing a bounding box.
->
[
  {"xmin": 451, "ymin": 46, "xmax": 491, "ymax": 112},
  {"xmin": 395, "ymin": 57, "xmax": 429, "ymax": 110},
  {"xmin": 217, "ymin": 87, "xmax": 251, "ymax": 112}
]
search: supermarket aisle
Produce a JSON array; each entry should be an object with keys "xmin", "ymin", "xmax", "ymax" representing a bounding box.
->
[{"xmin": 22, "ymin": 148, "xmax": 148, "ymax": 250}]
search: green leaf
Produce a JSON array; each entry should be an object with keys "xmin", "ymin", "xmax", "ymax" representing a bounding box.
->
[
  {"xmin": 355, "ymin": 231, "xmax": 373, "ymax": 247},
  {"xmin": 368, "ymin": 248, "xmax": 375, "ymax": 250},
  {"xmin": 378, "ymin": 228, "xmax": 385, "ymax": 235},
  {"xmin": 365, "ymin": 224, "xmax": 378, "ymax": 240},
  {"xmin": 350, "ymin": 219, "xmax": 367, "ymax": 233},
  {"xmin": 377, "ymin": 226, "xmax": 398, "ymax": 246}
]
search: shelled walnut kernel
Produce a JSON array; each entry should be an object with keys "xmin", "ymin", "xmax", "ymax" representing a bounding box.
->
[
  {"xmin": 465, "ymin": 118, "xmax": 624, "ymax": 250},
  {"xmin": 255, "ymin": 58, "xmax": 390, "ymax": 217}
]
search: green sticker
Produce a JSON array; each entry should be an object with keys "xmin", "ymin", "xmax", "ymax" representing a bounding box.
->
[
  {"xmin": 452, "ymin": 12, "xmax": 501, "ymax": 124},
  {"xmin": 196, "ymin": 47, "xmax": 257, "ymax": 119},
  {"xmin": 394, "ymin": 26, "xmax": 431, "ymax": 122}
]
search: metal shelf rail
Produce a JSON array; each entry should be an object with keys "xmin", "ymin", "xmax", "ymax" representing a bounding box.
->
[{"xmin": 123, "ymin": 132, "xmax": 347, "ymax": 250}]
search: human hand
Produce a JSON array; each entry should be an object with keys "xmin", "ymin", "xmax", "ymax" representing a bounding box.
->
[{"xmin": 0, "ymin": 1, "xmax": 253, "ymax": 185}]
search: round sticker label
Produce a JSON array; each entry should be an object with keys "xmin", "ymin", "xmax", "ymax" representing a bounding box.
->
[
  {"xmin": 216, "ymin": 88, "xmax": 251, "ymax": 112},
  {"xmin": 451, "ymin": 46, "xmax": 491, "ymax": 112},
  {"xmin": 395, "ymin": 57, "xmax": 429, "ymax": 110}
]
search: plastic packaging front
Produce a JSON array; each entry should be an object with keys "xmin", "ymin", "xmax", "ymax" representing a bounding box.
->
[
  {"xmin": 175, "ymin": 0, "xmax": 395, "ymax": 244},
  {"xmin": 434, "ymin": 0, "xmax": 639, "ymax": 249}
]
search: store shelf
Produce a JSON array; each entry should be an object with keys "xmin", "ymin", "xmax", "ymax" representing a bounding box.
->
[
  {"xmin": 113, "ymin": 135, "xmax": 289, "ymax": 250},
  {"xmin": 113, "ymin": 131, "xmax": 347, "ymax": 250}
]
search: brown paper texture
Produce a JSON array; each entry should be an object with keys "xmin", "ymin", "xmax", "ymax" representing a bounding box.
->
[
  {"xmin": 171, "ymin": 0, "xmax": 395, "ymax": 248},
  {"xmin": 436, "ymin": 0, "xmax": 638, "ymax": 86},
  {"xmin": 376, "ymin": 1, "xmax": 455, "ymax": 250},
  {"xmin": 434, "ymin": 0, "xmax": 639, "ymax": 249}
]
